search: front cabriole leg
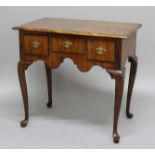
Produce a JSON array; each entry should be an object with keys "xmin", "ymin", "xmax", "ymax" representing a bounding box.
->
[
  {"xmin": 18, "ymin": 61, "xmax": 32, "ymax": 127},
  {"xmin": 107, "ymin": 68, "xmax": 125, "ymax": 143}
]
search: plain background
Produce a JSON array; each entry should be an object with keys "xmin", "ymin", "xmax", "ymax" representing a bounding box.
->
[{"xmin": 0, "ymin": 6, "xmax": 155, "ymax": 148}]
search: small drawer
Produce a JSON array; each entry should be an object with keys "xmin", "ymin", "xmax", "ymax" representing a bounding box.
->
[
  {"xmin": 22, "ymin": 34, "xmax": 49, "ymax": 56},
  {"xmin": 87, "ymin": 38, "xmax": 115, "ymax": 62},
  {"xmin": 51, "ymin": 34, "xmax": 86, "ymax": 54}
]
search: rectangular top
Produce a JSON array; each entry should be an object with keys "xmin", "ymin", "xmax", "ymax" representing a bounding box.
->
[{"xmin": 13, "ymin": 17, "xmax": 142, "ymax": 39}]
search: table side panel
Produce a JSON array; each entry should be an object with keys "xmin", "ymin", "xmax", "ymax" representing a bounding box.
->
[{"xmin": 121, "ymin": 32, "xmax": 137, "ymax": 69}]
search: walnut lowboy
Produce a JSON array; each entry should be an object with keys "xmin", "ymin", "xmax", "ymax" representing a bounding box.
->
[{"xmin": 13, "ymin": 18, "xmax": 142, "ymax": 143}]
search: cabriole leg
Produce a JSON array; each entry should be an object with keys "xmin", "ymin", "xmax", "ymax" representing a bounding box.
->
[
  {"xmin": 107, "ymin": 68, "xmax": 125, "ymax": 143},
  {"xmin": 126, "ymin": 56, "xmax": 138, "ymax": 118},
  {"xmin": 18, "ymin": 61, "xmax": 32, "ymax": 127},
  {"xmin": 45, "ymin": 63, "xmax": 52, "ymax": 108}
]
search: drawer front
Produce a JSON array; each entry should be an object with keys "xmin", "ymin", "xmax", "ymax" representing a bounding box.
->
[
  {"xmin": 87, "ymin": 38, "xmax": 115, "ymax": 62},
  {"xmin": 22, "ymin": 34, "xmax": 49, "ymax": 56},
  {"xmin": 51, "ymin": 35, "xmax": 86, "ymax": 54}
]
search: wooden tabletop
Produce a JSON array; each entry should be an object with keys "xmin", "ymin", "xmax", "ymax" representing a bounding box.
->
[{"xmin": 13, "ymin": 17, "xmax": 142, "ymax": 39}]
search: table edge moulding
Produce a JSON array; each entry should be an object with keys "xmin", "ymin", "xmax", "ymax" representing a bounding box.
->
[{"xmin": 13, "ymin": 17, "xmax": 142, "ymax": 143}]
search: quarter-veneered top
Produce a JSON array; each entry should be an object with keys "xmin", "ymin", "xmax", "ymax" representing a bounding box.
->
[{"xmin": 13, "ymin": 17, "xmax": 142, "ymax": 39}]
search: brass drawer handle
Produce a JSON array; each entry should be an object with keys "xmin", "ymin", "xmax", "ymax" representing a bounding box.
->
[
  {"xmin": 63, "ymin": 40, "xmax": 73, "ymax": 48},
  {"xmin": 31, "ymin": 41, "xmax": 41, "ymax": 48},
  {"xmin": 96, "ymin": 47, "xmax": 107, "ymax": 55}
]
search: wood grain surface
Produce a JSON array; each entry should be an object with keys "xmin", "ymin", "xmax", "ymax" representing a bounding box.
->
[{"xmin": 13, "ymin": 17, "xmax": 142, "ymax": 38}]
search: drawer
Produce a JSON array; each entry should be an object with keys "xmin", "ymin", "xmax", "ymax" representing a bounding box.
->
[
  {"xmin": 51, "ymin": 34, "xmax": 86, "ymax": 54},
  {"xmin": 22, "ymin": 34, "xmax": 49, "ymax": 56},
  {"xmin": 87, "ymin": 38, "xmax": 115, "ymax": 62}
]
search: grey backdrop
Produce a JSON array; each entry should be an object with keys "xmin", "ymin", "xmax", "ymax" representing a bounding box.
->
[{"xmin": 0, "ymin": 6, "xmax": 155, "ymax": 148}]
